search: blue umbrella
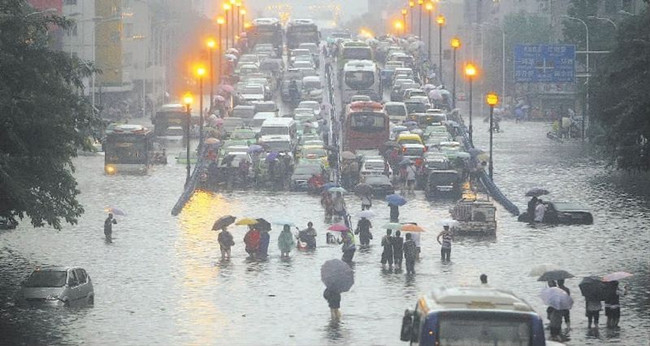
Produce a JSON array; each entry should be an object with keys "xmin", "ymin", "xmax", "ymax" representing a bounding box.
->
[
  {"xmin": 247, "ymin": 144, "xmax": 264, "ymax": 153},
  {"xmin": 273, "ymin": 220, "xmax": 295, "ymax": 227},
  {"xmin": 386, "ymin": 194, "xmax": 407, "ymax": 206},
  {"xmin": 323, "ymin": 182, "xmax": 339, "ymax": 190},
  {"xmin": 265, "ymin": 152, "xmax": 279, "ymax": 162}
]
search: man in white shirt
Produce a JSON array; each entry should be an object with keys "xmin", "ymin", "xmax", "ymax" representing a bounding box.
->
[{"xmin": 534, "ymin": 199, "xmax": 547, "ymax": 223}]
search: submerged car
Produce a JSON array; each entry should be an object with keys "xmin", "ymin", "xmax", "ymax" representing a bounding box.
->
[
  {"xmin": 518, "ymin": 201, "xmax": 594, "ymax": 225},
  {"xmin": 19, "ymin": 266, "xmax": 94, "ymax": 307},
  {"xmin": 362, "ymin": 175, "xmax": 395, "ymax": 197}
]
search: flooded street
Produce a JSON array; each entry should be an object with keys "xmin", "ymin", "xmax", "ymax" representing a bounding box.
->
[{"xmin": 1, "ymin": 120, "xmax": 650, "ymax": 345}]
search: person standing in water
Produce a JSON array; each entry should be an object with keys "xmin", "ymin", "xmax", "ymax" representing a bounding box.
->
[
  {"xmin": 217, "ymin": 226, "xmax": 235, "ymax": 260},
  {"xmin": 278, "ymin": 224, "xmax": 295, "ymax": 257},
  {"xmin": 436, "ymin": 225, "xmax": 453, "ymax": 262},
  {"xmin": 340, "ymin": 231, "xmax": 356, "ymax": 264},
  {"xmin": 389, "ymin": 204, "xmax": 399, "ymax": 222},
  {"xmin": 403, "ymin": 233, "xmax": 417, "ymax": 274},
  {"xmin": 323, "ymin": 287, "xmax": 341, "ymax": 321},
  {"xmin": 104, "ymin": 213, "xmax": 117, "ymax": 243},
  {"xmin": 354, "ymin": 217, "xmax": 373, "ymax": 247},
  {"xmin": 392, "ymin": 230, "xmax": 404, "ymax": 270},
  {"xmin": 380, "ymin": 229, "xmax": 394, "ymax": 270}
]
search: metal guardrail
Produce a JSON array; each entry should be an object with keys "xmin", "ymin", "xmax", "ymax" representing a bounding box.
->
[{"xmin": 171, "ymin": 145, "xmax": 211, "ymax": 216}]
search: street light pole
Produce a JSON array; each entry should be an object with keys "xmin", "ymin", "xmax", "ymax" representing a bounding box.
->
[
  {"xmin": 183, "ymin": 94, "xmax": 193, "ymax": 186},
  {"xmin": 451, "ymin": 37, "xmax": 461, "ymax": 109},
  {"xmin": 437, "ymin": 15, "xmax": 445, "ymax": 85},
  {"xmin": 418, "ymin": 0, "xmax": 423, "ymax": 38},
  {"xmin": 207, "ymin": 39, "xmax": 215, "ymax": 111},
  {"xmin": 223, "ymin": 4, "xmax": 230, "ymax": 50},
  {"xmin": 465, "ymin": 63, "xmax": 477, "ymax": 144},
  {"xmin": 426, "ymin": 3, "xmax": 433, "ymax": 61},
  {"xmin": 401, "ymin": 9, "xmax": 407, "ymax": 36},
  {"xmin": 196, "ymin": 66, "xmax": 205, "ymax": 149},
  {"xmin": 217, "ymin": 17, "xmax": 224, "ymax": 84},
  {"xmin": 562, "ymin": 15, "xmax": 589, "ymax": 141},
  {"xmin": 486, "ymin": 92, "xmax": 498, "ymax": 180},
  {"xmin": 409, "ymin": 1, "xmax": 414, "ymax": 34}
]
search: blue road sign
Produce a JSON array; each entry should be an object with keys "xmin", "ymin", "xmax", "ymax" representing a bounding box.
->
[{"xmin": 514, "ymin": 44, "xmax": 576, "ymax": 83}]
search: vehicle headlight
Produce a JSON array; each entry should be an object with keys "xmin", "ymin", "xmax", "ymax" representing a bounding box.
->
[
  {"xmin": 46, "ymin": 295, "xmax": 59, "ymax": 301},
  {"xmin": 105, "ymin": 165, "xmax": 116, "ymax": 175}
]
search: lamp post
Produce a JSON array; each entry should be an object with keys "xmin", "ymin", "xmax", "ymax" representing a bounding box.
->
[
  {"xmin": 465, "ymin": 63, "xmax": 477, "ymax": 144},
  {"xmin": 183, "ymin": 93, "xmax": 193, "ymax": 185},
  {"xmin": 241, "ymin": 9, "xmax": 246, "ymax": 38},
  {"xmin": 223, "ymin": 3, "xmax": 231, "ymax": 50},
  {"xmin": 587, "ymin": 15, "xmax": 617, "ymax": 30},
  {"xmin": 417, "ymin": 0, "xmax": 423, "ymax": 38},
  {"xmin": 206, "ymin": 39, "xmax": 216, "ymax": 111},
  {"xmin": 451, "ymin": 37, "xmax": 461, "ymax": 109},
  {"xmin": 196, "ymin": 66, "xmax": 206, "ymax": 148},
  {"xmin": 409, "ymin": 1, "xmax": 414, "ymax": 34},
  {"xmin": 426, "ymin": 3, "xmax": 433, "ymax": 61},
  {"xmin": 217, "ymin": 16, "xmax": 225, "ymax": 84},
  {"xmin": 436, "ymin": 15, "xmax": 445, "ymax": 84},
  {"xmin": 235, "ymin": 2, "xmax": 241, "ymax": 38},
  {"xmin": 562, "ymin": 15, "xmax": 588, "ymax": 141},
  {"xmin": 401, "ymin": 9, "xmax": 407, "ymax": 36},
  {"xmin": 486, "ymin": 92, "xmax": 498, "ymax": 179},
  {"xmin": 229, "ymin": 0, "xmax": 235, "ymax": 49}
]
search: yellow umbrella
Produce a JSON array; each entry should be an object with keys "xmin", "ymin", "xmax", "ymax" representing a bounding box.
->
[{"xmin": 235, "ymin": 217, "xmax": 258, "ymax": 226}]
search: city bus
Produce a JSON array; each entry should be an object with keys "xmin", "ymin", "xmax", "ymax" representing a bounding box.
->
[
  {"xmin": 104, "ymin": 124, "xmax": 155, "ymax": 175},
  {"xmin": 336, "ymin": 40, "xmax": 373, "ymax": 73},
  {"xmin": 400, "ymin": 286, "xmax": 546, "ymax": 346},
  {"xmin": 246, "ymin": 18, "xmax": 283, "ymax": 57},
  {"xmin": 285, "ymin": 18, "xmax": 320, "ymax": 50},
  {"xmin": 341, "ymin": 60, "xmax": 381, "ymax": 104},
  {"xmin": 342, "ymin": 101, "xmax": 389, "ymax": 153},
  {"xmin": 153, "ymin": 104, "xmax": 199, "ymax": 142}
]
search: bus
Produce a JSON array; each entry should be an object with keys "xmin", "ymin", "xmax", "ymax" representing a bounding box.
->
[
  {"xmin": 400, "ymin": 286, "xmax": 546, "ymax": 346},
  {"xmin": 337, "ymin": 40, "xmax": 373, "ymax": 73},
  {"xmin": 285, "ymin": 18, "xmax": 320, "ymax": 50},
  {"xmin": 342, "ymin": 101, "xmax": 389, "ymax": 153},
  {"xmin": 246, "ymin": 18, "xmax": 283, "ymax": 57},
  {"xmin": 153, "ymin": 104, "xmax": 199, "ymax": 142},
  {"xmin": 341, "ymin": 60, "xmax": 381, "ymax": 104},
  {"xmin": 104, "ymin": 124, "xmax": 155, "ymax": 174}
]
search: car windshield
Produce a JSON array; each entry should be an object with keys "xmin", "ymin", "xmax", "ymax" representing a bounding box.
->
[
  {"xmin": 364, "ymin": 161, "xmax": 385, "ymax": 170},
  {"xmin": 349, "ymin": 112, "xmax": 386, "ymax": 132},
  {"xmin": 264, "ymin": 141, "xmax": 291, "ymax": 152},
  {"xmin": 24, "ymin": 270, "xmax": 67, "ymax": 287},
  {"xmin": 241, "ymin": 86, "xmax": 263, "ymax": 94},
  {"xmin": 342, "ymin": 47, "xmax": 372, "ymax": 60},
  {"xmin": 294, "ymin": 164, "xmax": 321, "ymax": 175},
  {"xmin": 406, "ymin": 102, "xmax": 428, "ymax": 114},
  {"xmin": 385, "ymin": 105, "xmax": 406, "ymax": 116}
]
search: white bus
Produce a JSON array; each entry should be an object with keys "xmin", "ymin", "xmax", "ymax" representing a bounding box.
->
[{"xmin": 341, "ymin": 60, "xmax": 381, "ymax": 104}]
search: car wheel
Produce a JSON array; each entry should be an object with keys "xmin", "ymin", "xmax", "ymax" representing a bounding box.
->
[{"xmin": 88, "ymin": 295, "xmax": 94, "ymax": 305}]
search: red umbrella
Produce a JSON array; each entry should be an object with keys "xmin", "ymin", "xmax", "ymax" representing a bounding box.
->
[{"xmin": 327, "ymin": 223, "xmax": 349, "ymax": 232}]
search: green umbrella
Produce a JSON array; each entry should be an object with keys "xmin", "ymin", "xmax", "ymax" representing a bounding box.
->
[{"xmin": 382, "ymin": 222, "xmax": 402, "ymax": 230}]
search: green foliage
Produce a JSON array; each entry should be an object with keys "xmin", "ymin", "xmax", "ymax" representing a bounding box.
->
[
  {"xmin": 590, "ymin": 7, "xmax": 650, "ymax": 171},
  {"xmin": 0, "ymin": 0, "xmax": 100, "ymax": 228}
]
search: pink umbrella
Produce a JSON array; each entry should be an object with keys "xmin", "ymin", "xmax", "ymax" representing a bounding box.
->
[
  {"xmin": 215, "ymin": 95, "xmax": 226, "ymax": 102},
  {"xmin": 327, "ymin": 223, "xmax": 349, "ymax": 232},
  {"xmin": 602, "ymin": 271, "xmax": 633, "ymax": 282},
  {"xmin": 219, "ymin": 84, "xmax": 234, "ymax": 93},
  {"xmin": 428, "ymin": 89, "xmax": 443, "ymax": 101}
]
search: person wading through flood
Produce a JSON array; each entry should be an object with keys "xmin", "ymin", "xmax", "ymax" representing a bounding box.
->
[
  {"xmin": 392, "ymin": 230, "xmax": 404, "ymax": 270},
  {"xmin": 217, "ymin": 226, "xmax": 235, "ymax": 260},
  {"xmin": 340, "ymin": 231, "xmax": 356, "ymax": 264},
  {"xmin": 298, "ymin": 221, "xmax": 317, "ymax": 250},
  {"xmin": 360, "ymin": 193, "xmax": 372, "ymax": 211},
  {"xmin": 381, "ymin": 229, "xmax": 394, "ymax": 270},
  {"xmin": 104, "ymin": 213, "xmax": 117, "ymax": 243},
  {"xmin": 437, "ymin": 225, "xmax": 453, "ymax": 262},
  {"xmin": 323, "ymin": 287, "xmax": 341, "ymax": 321},
  {"xmin": 354, "ymin": 217, "xmax": 373, "ymax": 247},
  {"xmin": 403, "ymin": 233, "xmax": 417, "ymax": 274},
  {"xmin": 243, "ymin": 225, "xmax": 261, "ymax": 259},
  {"xmin": 278, "ymin": 224, "xmax": 295, "ymax": 257}
]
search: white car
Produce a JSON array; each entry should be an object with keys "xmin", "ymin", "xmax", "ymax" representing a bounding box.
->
[
  {"xmin": 384, "ymin": 101, "xmax": 408, "ymax": 124},
  {"xmin": 19, "ymin": 266, "xmax": 94, "ymax": 307},
  {"xmin": 360, "ymin": 158, "xmax": 392, "ymax": 178},
  {"xmin": 239, "ymin": 84, "xmax": 266, "ymax": 102}
]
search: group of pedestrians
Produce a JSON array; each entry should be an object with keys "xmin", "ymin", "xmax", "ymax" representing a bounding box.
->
[{"xmin": 379, "ymin": 230, "xmax": 418, "ymax": 274}]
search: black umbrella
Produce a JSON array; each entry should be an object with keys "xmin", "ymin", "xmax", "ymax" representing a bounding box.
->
[
  {"xmin": 579, "ymin": 276, "xmax": 609, "ymax": 301},
  {"xmin": 525, "ymin": 188, "xmax": 550, "ymax": 197},
  {"xmin": 212, "ymin": 215, "xmax": 236, "ymax": 230},
  {"xmin": 537, "ymin": 270, "xmax": 575, "ymax": 282},
  {"xmin": 321, "ymin": 259, "xmax": 354, "ymax": 293},
  {"xmin": 256, "ymin": 218, "xmax": 272, "ymax": 231}
]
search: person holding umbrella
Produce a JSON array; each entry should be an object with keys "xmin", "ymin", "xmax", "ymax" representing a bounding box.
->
[
  {"xmin": 104, "ymin": 213, "xmax": 117, "ymax": 243},
  {"xmin": 604, "ymin": 280, "xmax": 628, "ymax": 328},
  {"xmin": 243, "ymin": 225, "xmax": 261, "ymax": 260},
  {"xmin": 340, "ymin": 231, "xmax": 356, "ymax": 264},
  {"xmin": 217, "ymin": 227, "xmax": 235, "ymax": 260},
  {"xmin": 321, "ymin": 259, "xmax": 354, "ymax": 321},
  {"xmin": 403, "ymin": 233, "xmax": 417, "ymax": 274}
]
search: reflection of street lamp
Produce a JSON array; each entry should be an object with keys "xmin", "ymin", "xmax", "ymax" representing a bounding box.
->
[
  {"xmin": 451, "ymin": 37, "xmax": 461, "ymax": 109},
  {"xmin": 223, "ymin": 3, "xmax": 231, "ymax": 50},
  {"xmin": 183, "ymin": 93, "xmax": 193, "ymax": 185},
  {"xmin": 465, "ymin": 63, "xmax": 477, "ymax": 144},
  {"xmin": 486, "ymin": 92, "xmax": 498, "ymax": 179},
  {"xmin": 196, "ymin": 66, "xmax": 206, "ymax": 148},
  {"xmin": 425, "ymin": 3, "xmax": 434, "ymax": 61},
  {"xmin": 436, "ymin": 15, "xmax": 446, "ymax": 84},
  {"xmin": 562, "ymin": 15, "xmax": 589, "ymax": 141},
  {"xmin": 401, "ymin": 9, "xmax": 407, "ymax": 35},
  {"xmin": 217, "ymin": 16, "xmax": 225, "ymax": 83},
  {"xmin": 206, "ymin": 39, "xmax": 216, "ymax": 111}
]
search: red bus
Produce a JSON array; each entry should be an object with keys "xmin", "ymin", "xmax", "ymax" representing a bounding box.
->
[{"xmin": 342, "ymin": 101, "xmax": 390, "ymax": 153}]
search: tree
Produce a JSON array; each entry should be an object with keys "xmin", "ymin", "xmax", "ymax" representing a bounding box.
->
[
  {"xmin": 590, "ymin": 5, "xmax": 650, "ymax": 170},
  {"xmin": 0, "ymin": 0, "xmax": 100, "ymax": 229}
]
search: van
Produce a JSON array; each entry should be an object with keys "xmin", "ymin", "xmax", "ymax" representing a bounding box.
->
[
  {"xmin": 400, "ymin": 286, "xmax": 546, "ymax": 345},
  {"xmin": 260, "ymin": 118, "xmax": 297, "ymax": 147}
]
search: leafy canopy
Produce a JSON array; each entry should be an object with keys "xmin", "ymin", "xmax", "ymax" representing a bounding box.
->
[{"xmin": 0, "ymin": 0, "xmax": 100, "ymax": 228}]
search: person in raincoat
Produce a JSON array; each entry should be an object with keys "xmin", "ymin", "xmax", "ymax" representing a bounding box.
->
[
  {"xmin": 217, "ymin": 226, "xmax": 235, "ymax": 260},
  {"xmin": 332, "ymin": 192, "xmax": 346, "ymax": 220},
  {"xmin": 257, "ymin": 229, "xmax": 270, "ymax": 259},
  {"xmin": 340, "ymin": 231, "xmax": 356, "ymax": 264},
  {"xmin": 321, "ymin": 191, "xmax": 334, "ymax": 221},
  {"xmin": 354, "ymin": 217, "xmax": 373, "ymax": 247},
  {"xmin": 278, "ymin": 224, "xmax": 295, "ymax": 257},
  {"xmin": 243, "ymin": 225, "xmax": 261, "ymax": 259}
]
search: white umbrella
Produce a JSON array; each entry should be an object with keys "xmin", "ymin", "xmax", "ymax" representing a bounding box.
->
[
  {"xmin": 356, "ymin": 210, "xmax": 376, "ymax": 219},
  {"xmin": 539, "ymin": 287, "xmax": 573, "ymax": 310}
]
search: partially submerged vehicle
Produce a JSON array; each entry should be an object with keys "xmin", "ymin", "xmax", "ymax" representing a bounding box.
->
[
  {"xmin": 449, "ymin": 196, "xmax": 497, "ymax": 235},
  {"xmin": 518, "ymin": 201, "xmax": 593, "ymax": 225}
]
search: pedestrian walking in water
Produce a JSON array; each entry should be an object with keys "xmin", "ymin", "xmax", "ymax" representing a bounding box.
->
[
  {"xmin": 104, "ymin": 213, "xmax": 117, "ymax": 243},
  {"xmin": 298, "ymin": 221, "xmax": 317, "ymax": 250},
  {"xmin": 278, "ymin": 224, "xmax": 295, "ymax": 257},
  {"xmin": 403, "ymin": 233, "xmax": 417, "ymax": 274},
  {"xmin": 323, "ymin": 287, "xmax": 341, "ymax": 321},
  {"xmin": 243, "ymin": 225, "xmax": 260, "ymax": 259},
  {"xmin": 480, "ymin": 274, "xmax": 488, "ymax": 285},
  {"xmin": 381, "ymin": 229, "xmax": 394, "ymax": 270},
  {"xmin": 340, "ymin": 231, "xmax": 356, "ymax": 264},
  {"xmin": 392, "ymin": 230, "xmax": 404, "ymax": 270},
  {"xmin": 332, "ymin": 192, "xmax": 346, "ymax": 221},
  {"xmin": 586, "ymin": 299, "xmax": 602, "ymax": 329},
  {"xmin": 437, "ymin": 225, "xmax": 453, "ymax": 262},
  {"xmin": 389, "ymin": 204, "xmax": 399, "ymax": 222},
  {"xmin": 557, "ymin": 279, "xmax": 571, "ymax": 330},
  {"xmin": 257, "ymin": 229, "xmax": 270, "ymax": 259},
  {"xmin": 354, "ymin": 217, "xmax": 373, "ymax": 247},
  {"xmin": 217, "ymin": 227, "xmax": 235, "ymax": 260},
  {"xmin": 604, "ymin": 280, "xmax": 627, "ymax": 328},
  {"xmin": 360, "ymin": 193, "xmax": 372, "ymax": 211}
]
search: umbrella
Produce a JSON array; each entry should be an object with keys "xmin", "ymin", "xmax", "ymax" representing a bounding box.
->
[
  {"xmin": 106, "ymin": 207, "xmax": 126, "ymax": 216},
  {"xmin": 212, "ymin": 215, "xmax": 236, "ymax": 230},
  {"xmin": 235, "ymin": 217, "xmax": 259, "ymax": 226},
  {"xmin": 355, "ymin": 183, "xmax": 373, "ymax": 196},
  {"xmin": 401, "ymin": 224, "xmax": 425, "ymax": 232},
  {"xmin": 579, "ymin": 276, "xmax": 609, "ymax": 300},
  {"xmin": 323, "ymin": 182, "xmax": 339, "ymax": 190},
  {"xmin": 537, "ymin": 270, "xmax": 575, "ymax": 282},
  {"xmin": 602, "ymin": 271, "xmax": 633, "ymax": 282},
  {"xmin": 265, "ymin": 152, "xmax": 279, "ymax": 162},
  {"xmin": 205, "ymin": 137, "xmax": 220, "ymax": 145},
  {"xmin": 529, "ymin": 264, "xmax": 561, "ymax": 277},
  {"xmin": 399, "ymin": 158, "xmax": 412, "ymax": 166},
  {"xmin": 525, "ymin": 188, "xmax": 550, "ymax": 197},
  {"xmin": 437, "ymin": 219, "xmax": 459, "ymax": 228},
  {"xmin": 247, "ymin": 144, "xmax": 264, "ymax": 153},
  {"xmin": 215, "ymin": 95, "xmax": 226, "ymax": 102},
  {"xmin": 328, "ymin": 186, "xmax": 347, "ymax": 193},
  {"xmin": 341, "ymin": 151, "xmax": 356, "ymax": 160},
  {"xmin": 328, "ymin": 223, "xmax": 349, "ymax": 232},
  {"xmin": 219, "ymin": 84, "xmax": 235, "ymax": 93},
  {"xmin": 386, "ymin": 194, "xmax": 407, "ymax": 206},
  {"xmin": 382, "ymin": 222, "xmax": 402, "ymax": 230},
  {"xmin": 539, "ymin": 287, "xmax": 574, "ymax": 310},
  {"xmin": 273, "ymin": 220, "xmax": 295, "ymax": 227},
  {"xmin": 321, "ymin": 259, "xmax": 354, "ymax": 293},
  {"xmin": 356, "ymin": 210, "xmax": 376, "ymax": 219},
  {"xmin": 429, "ymin": 89, "xmax": 443, "ymax": 100},
  {"xmin": 256, "ymin": 218, "xmax": 272, "ymax": 231}
]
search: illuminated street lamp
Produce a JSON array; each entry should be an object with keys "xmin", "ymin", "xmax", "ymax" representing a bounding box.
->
[
  {"xmin": 394, "ymin": 20, "xmax": 404, "ymax": 36},
  {"xmin": 450, "ymin": 37, "xmax": 461, "ymax": 108},
  {"xmin": 486, "ymin": 92, "xmax": 499, "ymax": 179},
  {"xmin": 217, "ymin": 17, "xmax": 225, "ymax": 84},
  {"xmin": 436, "ymin": 14, "xmax": 446, "ymax": 84},
  {"xmin": 464, "ymin": 62, "xmax": 478, "ymax": 144},
  {"xmin": 241, "ymin": 9, "xmax": 246, "ymax": 36},
  {"xmin": 401, "ymin": 9, "xmax": 407, "ymax": 35},
  {"xmin": 206, "ymin": 38, "xmax": 216, "ymax": 111},
  {"xmin": 223, "ymin": 3, "xmax": 231, "ymax": 50},
  {"xmin": 196, "ymin": 66, "xmax": 206, "ymax": 148},
  {"xmin": 183, "ymin": 93, "xmax": 193, "ymax": 185},
  {"xmin": 425, "ymin": 2, "xmax": 434, "ymax": 61}
]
